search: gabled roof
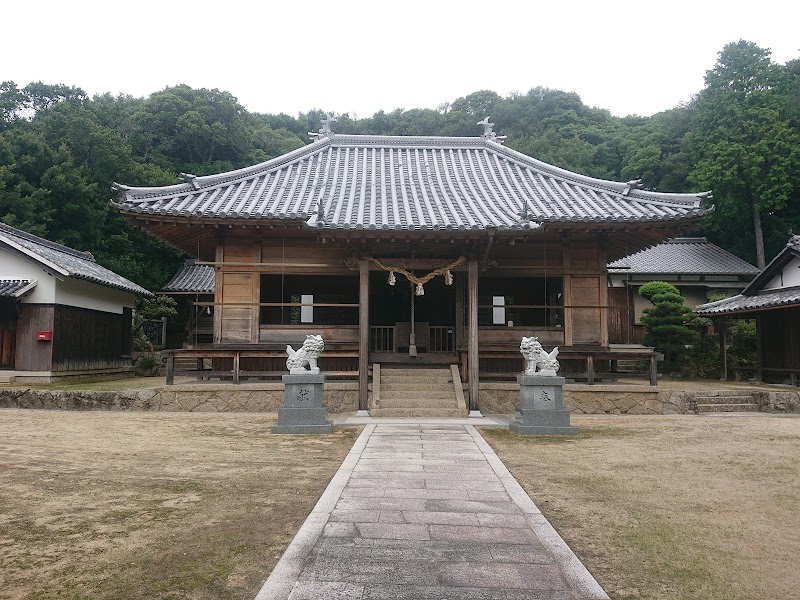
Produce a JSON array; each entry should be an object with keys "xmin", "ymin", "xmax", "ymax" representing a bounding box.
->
[
  {"xmin": 0, "ymin": 279, "xmax": 37, "ymax": 298},
  {"xmin": 0, "ymin": 223, "xmax": 153, "ymax": 297},
  {"xmin": 608, "ymin": 237, "xmax": 758, "ymax": 276},
  {"xmin": 696, "ymin": 235, "xmax": 800, "ymax": 315},
  {"xmin": 162, "ymin": 260, "xmax": 215, "ymax": 294},
  {"xmin": 694, "ymin": 286, "xmax": 800, "ymax": 315},
  {"xmin": 113, "ymin": 134, "xmax": 711, "ymax": 232}
]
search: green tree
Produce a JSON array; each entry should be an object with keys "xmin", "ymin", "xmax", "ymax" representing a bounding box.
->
[
  {"xmin": 688, "ymin": 40, "xmax": 800, "ymax": 267},
  {"xmin": 639, "ymin": 282, "xmax": 699, "ymax": 373}
]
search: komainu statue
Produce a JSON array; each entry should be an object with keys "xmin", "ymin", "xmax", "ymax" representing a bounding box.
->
[
  {"xmin": 286, "ymin": 335, "xmax": 324, "ymax": 374},
  {"xmin": 520, "ymin": 336, "xmax": 560, "ymax": 376}
]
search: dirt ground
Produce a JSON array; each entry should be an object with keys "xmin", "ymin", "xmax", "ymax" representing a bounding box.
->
[
  {"xmin": 484, "ymin": 414, "xmax": 800, "ymax": 600},
  {"xmin": 0, "ymin": 410, "xmax": 359, "ymax": 600}
]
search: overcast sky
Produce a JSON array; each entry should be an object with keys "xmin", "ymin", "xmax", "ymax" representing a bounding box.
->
[{"xmin": 4, "ymin": 0, "xmax": 798, "ymax": 119}]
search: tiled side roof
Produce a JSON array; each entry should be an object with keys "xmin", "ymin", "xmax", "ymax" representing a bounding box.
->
[
  {"xmin": 696, "ymin": 287, "xmax": 800, "ymax": 315},
  {"xmin": 0, "ymin": 279, "xmax": 37, "ymax": 298},
  {"xmin": 0, "ymin": 223, "xmax": 153, "ymax": 297},
  {"xmin": 163, "ymin": 261, "xmax": 215, "ymax": 294},
  {"xmin": 114, "ymin": 135, "xmax": 711, "ymax": 231},
  {"xmin": 608, "ymin": 237, "xmax": 759, "ymax": 276}
]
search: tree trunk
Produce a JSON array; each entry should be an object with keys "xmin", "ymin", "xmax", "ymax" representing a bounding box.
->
[{"xmin": 753, "ymin": 205, "xmax": 766, "ymax": 269}]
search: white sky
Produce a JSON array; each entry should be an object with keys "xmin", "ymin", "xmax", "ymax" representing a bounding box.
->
[{"xmin": 4, "ymin": 0, "xmax": 798, "ymax": 119}]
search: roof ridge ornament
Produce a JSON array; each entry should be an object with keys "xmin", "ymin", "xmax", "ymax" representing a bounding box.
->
[
  {"xmin": 477, "ymin": 116, "xmax": 506, "ymax": 144},
  {"xmin": 309, "ymin": 114, "xmax": 338, "ymax": 141},
  {"xmin": 180, "ymin": 173, "xmax": 201, "ymax": 190},
  {"xmin": 622, "ymin": 179, "xmax": 642, "ymax": 196}
]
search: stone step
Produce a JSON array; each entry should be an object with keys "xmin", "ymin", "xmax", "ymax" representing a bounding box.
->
[
  {"xmin": 378, "ymin": 397, "xmax": 460, "ymax": 408},
  {"xmin": 369, "ymin": 407, "xmax": 468, "ymax": 418},
  {"xmin": 381, "ymin": 390, "xmax": 455, "ymax": 400},
  {"xmin": 381, "ymin": 382, "xmax": 454, "ymax": 392},
  {"xmin": 697, "ymin": 403, "xmax": 760, "ymax": 413},
  {"xmin": 381, "ymin": 392, "xmax": 456, "ymax": 402},
  {"xmin": 694, "ymin": 395, "xmax": 756, "ymax": 404},
  {"xmin": 380, "ymin": 368, "xmax": 452, "ymax": 378}
]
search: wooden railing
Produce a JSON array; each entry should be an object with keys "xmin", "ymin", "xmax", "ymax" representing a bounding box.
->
[
  {"xmin": 163, "ymin": 348, "xmax": 358, "ymax": 384},
  {"xmin": 429, "ymin": 326, "xmax": 455, "ymax": 352},
  {"xmin": 370, "ymin": 325, "xmax": 454, "ymax": 353},
  {"xmin": 369, "ymin": 326, "xmax": 396, "ymax": 352}
]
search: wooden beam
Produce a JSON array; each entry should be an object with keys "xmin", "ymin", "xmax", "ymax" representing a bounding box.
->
[
  {"xmin": 468, "ymin": 260, "xmax": 480, "ymax": 415},
  {"xmin": 358, "ymin": 259, "xmax": 370, "ymax": 414}
]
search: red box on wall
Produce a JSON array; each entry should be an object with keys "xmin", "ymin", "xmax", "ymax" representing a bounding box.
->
[{"xmin": 35, "ymin": 330, "xmax": 52, "ymax": 341}]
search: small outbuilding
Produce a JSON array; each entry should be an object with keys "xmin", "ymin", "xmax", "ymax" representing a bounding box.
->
[
  {"xmin": 0, "ymin": 223, "xmax": 152, "ymax": 382},
  {"xmin": 696, "ymin": 235, "xmax": 800, "ymax": 384},
  {"xmin": 608, "ymin": 237, "xmax": 758, "ymax": 344},
  {"xmin": 162, "ymin": 259, "xmax": 216, "ymax": 347}
]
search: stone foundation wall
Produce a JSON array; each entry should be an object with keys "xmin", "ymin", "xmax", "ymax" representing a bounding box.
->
[
  {"xmin": 0, "ymin": 382, "xmax": 366, "ymax": 413},
  {"xmin": 2, "ymin": 383, "xmax": 798, "ymax": 414},
  {"xmin": 477, "ymin": 384, "xmax": 684, "ymax": 415}
]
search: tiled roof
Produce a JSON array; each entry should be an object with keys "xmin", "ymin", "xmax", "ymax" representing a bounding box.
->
[
  {"xmin": 695, "ymin": 287, "xmax": 800, "ymax": 315},
  {"xmin": 163, "ymin": 261, "xmax": 215, "ymax": 294},
  {"xmin": 608, "ymin": 238, "xmax": 758, "ymax": 275},
  {"xmin": 0, "ymin": 223, "xmax": 153, "ymax": 297},
  {"xmin": 0, "ymin": 279, "xmax": 37, "ymax": 298},
  {"xmin": 114, "ymin": 135, "xmax": 711, "ymax": 231}
]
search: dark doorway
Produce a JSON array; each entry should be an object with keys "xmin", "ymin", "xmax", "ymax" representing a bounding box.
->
[
  {"xmin": 0, "ymin": 300, "xmax": 17, "ymax": 369},
  {"xmin": 369, "ymin": 272, "xmax": 457, "ymax": 355}
]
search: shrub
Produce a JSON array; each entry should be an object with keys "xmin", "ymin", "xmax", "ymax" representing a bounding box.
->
[
  {"xmin": 639, "ymin": 281, "xmax": 699, "ymax": 373},
  {"xmin": 134, "ymin": 353, "xmax": 161, "ymax": 377}
]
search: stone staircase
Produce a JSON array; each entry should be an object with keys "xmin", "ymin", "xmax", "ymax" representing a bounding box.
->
[
  {"xmin": 691, "ymin": 392, "xmax": 760, "ymax": 414},
  {"xmin": 370, "ymin": 365, "xmax": 467, "ymax": 418}
]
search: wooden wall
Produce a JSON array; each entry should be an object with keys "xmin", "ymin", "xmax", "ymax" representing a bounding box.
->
[
  {"xmin": 51, "ymin": 305, "xmax": 132, "ymax": 371},
  {"xmin": 14, "ymin": 305, "xmax": 54, "ymax": 371},
  {"xmin": 214, "ymin": 235, "xmax": 611, "ymax": 350}
]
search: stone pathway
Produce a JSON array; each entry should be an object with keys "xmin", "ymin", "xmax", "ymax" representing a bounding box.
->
[{"xmin": 256, "ymin": 424, "xmax": 608, "ymax": 599}]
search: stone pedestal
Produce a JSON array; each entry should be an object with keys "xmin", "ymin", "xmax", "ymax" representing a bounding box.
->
[
  {"xmin": 509, "ymin": 375, "xmax": 578, "ymax": 435},
  {"xmin": 271, "ymin": 374, "xmax": 332, "ymax": 434}
]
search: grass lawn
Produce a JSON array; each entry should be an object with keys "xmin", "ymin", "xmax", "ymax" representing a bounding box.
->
[
  {"xmin": 484, "ymin": 414, "xmax": 800, "ymax": 600},
  {"xmin": 0, "ymin": 410, "xmax": 359, "ymax": 599}
]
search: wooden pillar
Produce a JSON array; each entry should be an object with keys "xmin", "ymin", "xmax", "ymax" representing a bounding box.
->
[
  {"xmin": 598, "ymin": 237, "xmax": 609, "ymax": 347},
  {"xmin": 213, "ymin": 236, "xmax": 224, "ymax": 345},
  {"xmin": 755, "ymin": 313, "xmax": 763, "ymax": 382},
  {"xmin": 358, "ymin": 259, "xmax": 370, "ymax": 414},
  {"xmin": 165, "ymin": 352, "xmax": 175, "ymax": 385},
  {"xmin": 455, "ymin": 272, "xmax": 465, "ymax": 353},
  {"xmin": 562, "ymin": 243, "xmax": 573, "ymax": 346},
  {"xmin": 467, "ymin": 260, "xmax": 481, "ymax": 415},
  {"xmin": 718, "ymin": 319, "xmax": 728, "ymax": 381}
]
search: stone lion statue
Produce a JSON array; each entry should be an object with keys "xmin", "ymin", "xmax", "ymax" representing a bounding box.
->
[
  {"xmin": 286, "ymin": 335, "xmax": 325, "ymax": 374},
  {"xmin": 520, "ymin": 336, "xmax": 560, "ymax": 376}
]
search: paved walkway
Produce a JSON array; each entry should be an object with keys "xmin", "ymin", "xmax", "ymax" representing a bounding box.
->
[{"xmin": 256, "ymin": 424, "xmax": 608, "ymax": 599}]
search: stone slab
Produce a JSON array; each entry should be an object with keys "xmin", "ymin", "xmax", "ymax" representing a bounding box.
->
[{"xmin": 256, "ymin": 423, "xmax": 608, "ymax": 600}]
